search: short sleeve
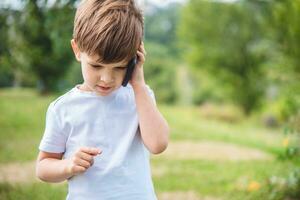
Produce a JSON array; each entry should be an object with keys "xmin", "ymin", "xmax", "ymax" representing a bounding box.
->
[
  {"xmin": 145, "ymin": 85, "xmax": 156, "ymax": 106},
  {"xmin": 39, "ymin": 102, "xmax": 67, "ymax": 153}
]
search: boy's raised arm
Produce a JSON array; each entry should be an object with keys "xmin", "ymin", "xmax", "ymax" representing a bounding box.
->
[
  {"xmin": 130, "ymin": 43, "xmax": 170, "ymax": 155},
  {"xmin": 133, "ymin": 84, "xmax": 170, "ymax": 154}
]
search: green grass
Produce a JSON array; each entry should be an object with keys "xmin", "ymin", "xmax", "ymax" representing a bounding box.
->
[
  {"xmin": 0, "ymin": 88, "xmax": 298, "ymax": 200},
  {"xmin": 0, "ymin": 88, "xmax": 56, "ymax": 162},
  {"xmin": 159, "ymin": 105, "xmax": 285, "ymax": 155},
  {"xmin": 151, "ymin": 158, "xmax": 298, "ymax": 200},
  {"xmin": 0, "ymin": 183, "xmax": 67, "ymax": 200}
]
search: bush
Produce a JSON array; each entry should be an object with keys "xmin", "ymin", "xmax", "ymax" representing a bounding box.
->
[
  {"xmin": 267, "ymin": 168, "xmax": 300, "ymax": 200},
  {"xmin": 266, "ymin": 112, "xmax": 300, "ymax": 199}
]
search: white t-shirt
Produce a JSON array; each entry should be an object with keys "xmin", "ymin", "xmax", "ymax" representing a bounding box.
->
[{"xmin": 39, "ymin": 84, "xmax": 157, "ymax": 200}]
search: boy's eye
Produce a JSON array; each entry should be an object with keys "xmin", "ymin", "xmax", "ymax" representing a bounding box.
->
[
  {"xmin": 91, "ymin": 65, "xmax": 102, "ymax": 69},
  {"xmin": 88, "ymin": 63, "xmax": 127, "ymax": 70},
  {"xmin": 116, "ymin": 67, "xmax": 127, "ymax": 70}
]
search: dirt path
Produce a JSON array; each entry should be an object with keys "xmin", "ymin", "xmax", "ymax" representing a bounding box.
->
[
  {"xmin": 0, "ymin": 162, "xmax": 38, "ymax": 183},
  {"xmin": 153, "ymin": 141, "xmax": 273, "ymax": 161},
  {"xmin": 158, "ymin": 191, "xmax": 222, "ymax": 200}
]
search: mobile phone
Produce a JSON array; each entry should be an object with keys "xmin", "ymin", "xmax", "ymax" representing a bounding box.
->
[{"xmin": 122, "ymin": 56, "xmax": 137, "ymax": 87}]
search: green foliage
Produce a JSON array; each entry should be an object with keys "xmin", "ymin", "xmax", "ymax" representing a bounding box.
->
[
  {"xmin": 0, "ymin": 9, "xmax": 14, "ymax": 87},
  {"xmin": 62, "ymin": 61, "xmax": 82, "ymax": 89},
  {"xmin": 145, "ymin": 3, "xmax": 181, "ymax": 57},
  {"xmin": 178, "ymin": 0, "xmax": 299, "ymax": 118},
  {"xmin": 179, "ymin": 0, "xmax": 270, "ymax": 114},
  {"xmin": 189, "ymin": 68, "xmax": 227, "ymax": 105},
  {"xmin": 18, "ymin": 0, "xmax": 75, "ymax": 93},
  {"xmin": 266, "ymin": 113, "xmax": 300, "ymax": 200},
  {"xmin": 268, "ymin": 0, "xmax": 300, "ymax": 120},
  {"xmin": 282, "ymin": 113, "xmax": 300, "ymax": 159},
  {"xmin": 143, "ymin": 3, "xmax": 182, "ymax": 104},
  {"xmin": 0, "ymin": 0, "xmax": 75, "ymax": 93},
  {"xmin": 20, "ymin": 0, "xmax": 54, "ymax": 92},
  {"xmin": 144, "ymin": 42, "xmax": 178, "ymax": 104},
  {"xmin": 271, "ymin": 0, "xmax": 300, "ymax": 74}
]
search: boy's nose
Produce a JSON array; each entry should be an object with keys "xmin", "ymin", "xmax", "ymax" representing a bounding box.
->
[{"xmin": 100, "ymin": 72, "xmax": 114, "ymax": 84}]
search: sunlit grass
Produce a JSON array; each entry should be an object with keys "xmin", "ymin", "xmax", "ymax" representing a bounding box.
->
[
  {"xmin": 151, "ymin": 158, "xmax": 298, "ymax": 200},
  {"xmin": 0, "ymin": 182, "xmax": 67, "ymax": 200},
  {"xmin": 159, "ymin": 105, "xmax": 285, "ymax": 155},
  {"xmin": 0, "ymin": 88, "xmax": 58, "ymax": 162}
]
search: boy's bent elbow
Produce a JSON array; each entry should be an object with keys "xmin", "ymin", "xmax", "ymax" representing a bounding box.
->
[
  {"xmin": 36, "ymin": 173, "xmax": 48, "ymax": 182},
  {"xmin": 36, "ymin": 161, "xmax": 53, "ymax": 182},
  {"xmin": 35, "ymin": 162, "xmax": 47, "ymax": 182},
  {"xmin": 150, "ymin": 129, "xmax": 169, "ymax": 155},
  {"xmin": 35, "ymin": 159, "xmax": 66, "ymax": 183},
  {"xmin": 36, "ymin": 151, "xmax": 65, "ymax": 182},
  {"xmin": 35, "ymin": 163, "xmax": 64, "ymax": 183},
  {"xmin": 150, "ymin": 141, "xmax": 168, "ymax": 155}
]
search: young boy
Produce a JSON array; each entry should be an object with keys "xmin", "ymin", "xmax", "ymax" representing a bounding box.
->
[{"xmin": 35, "ymin": 0, "xmax": 169, "ymax": 199}]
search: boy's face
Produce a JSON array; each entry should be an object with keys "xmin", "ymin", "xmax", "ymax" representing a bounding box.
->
[{"xmin": 71, "ymin": 40, "xmax": 128, "ymax": 96}]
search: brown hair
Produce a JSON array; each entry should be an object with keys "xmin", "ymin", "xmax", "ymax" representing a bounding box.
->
[{"xmin": 73, "ymin": 0, "xmax": 144, "ymax": 63}]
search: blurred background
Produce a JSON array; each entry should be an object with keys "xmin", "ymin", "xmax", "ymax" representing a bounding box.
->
[{"xmin": 0, "ymin": 0, "xmax": 299, "ymax": 199}]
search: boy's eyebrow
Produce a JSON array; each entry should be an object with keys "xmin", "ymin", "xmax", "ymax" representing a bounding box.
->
[
  {"xmin": 87, "ymin": 62, "xmax": 104, "ymax": 67},
  {"xmin": 88, "ymin": 62, "xmax": 127, "ymax": 68}
]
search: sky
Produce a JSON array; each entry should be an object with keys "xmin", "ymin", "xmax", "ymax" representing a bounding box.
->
[
  {"xmin": 143, "ymin": 0, "xmax": 186, "ymax": 7},
  {"xmin": 1, "ymin": 0, "xmax": 237, "ymax": 9},
  {"xmin": 1, "ymin": 0, "xmax": 187, "ymax": 9}
]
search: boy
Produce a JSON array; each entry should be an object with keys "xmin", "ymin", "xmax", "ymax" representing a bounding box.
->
[{"xmin": 35, "ymin": 0, "xmax": 169, "ymax": 199}]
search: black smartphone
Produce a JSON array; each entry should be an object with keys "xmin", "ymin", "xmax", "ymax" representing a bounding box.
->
[{"xmin": 122, "ymin": 55, "xmax": 137, "ymax": 87}]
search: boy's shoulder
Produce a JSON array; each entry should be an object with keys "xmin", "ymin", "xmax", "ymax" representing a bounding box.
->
[{"xmin": 47, "ymin": 87, "xmax": 76, "ymax": 112}]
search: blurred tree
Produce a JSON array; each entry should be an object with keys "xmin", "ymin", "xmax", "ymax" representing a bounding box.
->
[
  {"xmin": 43, "ymin": 0, "xmax": 77, "ymax": 91},
  {"xmin": 143, "ymin": 3, "xmax": 181, "ymax": 104},
  {"xmin": 271, "ymin": 0, "xmax": 300, "ymax": 74},
  {"xmin": 145, "ymin": 2, "xmax": 181, "ymax": 57},
  {"xmin": 179, "ymin": 0, "xmax": 270, "ymax": 114},
  {"xmin": 8, "ymin": 9, "xmax": 37, "ymax": 87},
  {"xmin": 144, "ymin": 41, "xmax": 178, "ymax": 103},
  {"xmin": 17, "ymin": 0, "xmax": 75, "ymax": 94},
  {"xmin": 269, "ymin": 0, "xmax": 300, "ymax": 119},
  {"xmin": 0, "ymin": 9, "xmax": 14, "ymax": 87}
]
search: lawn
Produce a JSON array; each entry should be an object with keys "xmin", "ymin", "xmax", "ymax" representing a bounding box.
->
[{"xmin": 0, "ymin": 88, "xmax": 298, "ymax": 200}]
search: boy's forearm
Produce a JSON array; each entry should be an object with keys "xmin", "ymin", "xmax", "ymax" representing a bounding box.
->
[
  {"xmin": 133, "ymin": 84, "xmax": 169, "ymax": 154},
  {"xmin": 36, "ymin": 158, "xmax": 72, "ymax": 183}
]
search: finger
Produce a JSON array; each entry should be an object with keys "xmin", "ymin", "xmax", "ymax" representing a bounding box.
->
[
  {"xmin": 74, "ymin": 157, "xmax": 91, "ymax": 169},
  {"xmin": 141, "ymin": 44, "xmax": 147, "ymax": 55},
  {"xmin": 78, "ymin": 151, "xmax": 94, "ymax": 164},
  {"xmin": 137, "ymin": 51, "xmax": 145, "ymax": 63},
  {"xmin": 73, "ymin": 165, "xmax": 86, "ymax": 174},
  {"xmin": 80, "ymin": 147, "xmax": 101, "ymax": 155},
  {"xmin": 139, "ymin": 43, "xmax": 146, "ymax": 54}
]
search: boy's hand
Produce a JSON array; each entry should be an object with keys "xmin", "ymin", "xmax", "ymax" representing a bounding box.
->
[
  {"xmin": 130, "ymin": 42, "xmax": 146, "ymax": 88},
  {"xmin": 66, "ymin": 147, "xmax": 101, "ymax": 176}
]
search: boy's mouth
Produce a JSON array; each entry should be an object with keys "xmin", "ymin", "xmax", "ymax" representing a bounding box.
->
[{"xmin": 96, "ymin": 85, "xmax": 112, "ymax": 92}]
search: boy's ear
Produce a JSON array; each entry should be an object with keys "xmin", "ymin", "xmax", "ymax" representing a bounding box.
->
[{"xmin": 71, "ymin": 39, "xmax": 81, "ymax": 62}]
